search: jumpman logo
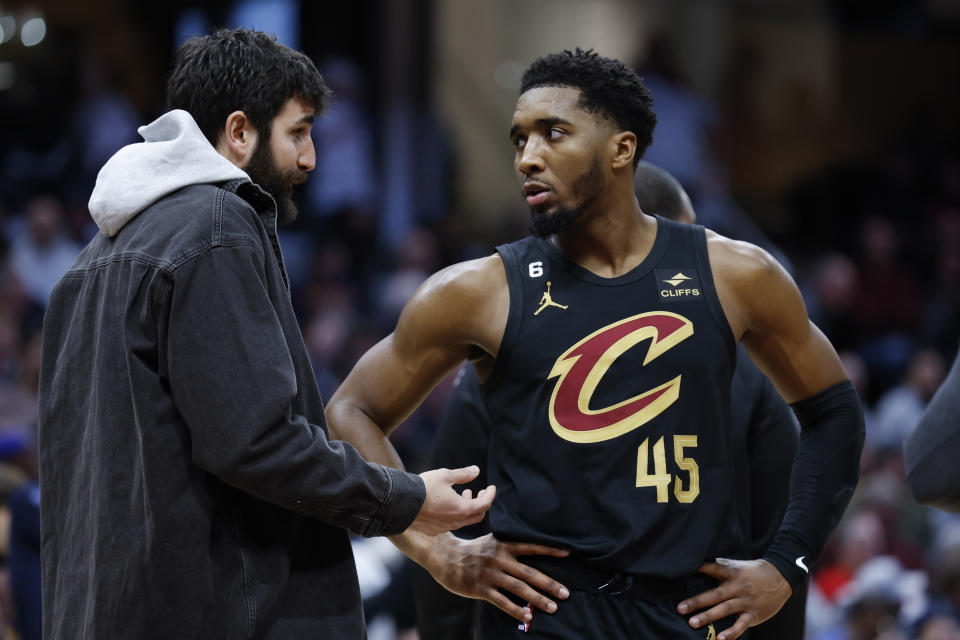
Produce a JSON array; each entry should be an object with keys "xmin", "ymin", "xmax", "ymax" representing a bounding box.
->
[
  {"xmin": 706, "ymin": 624, "xmax": 716, "ymax": 640},
  {"xmin": 534, "ymin": 281, "xmax": 568, "ymax": 316}
]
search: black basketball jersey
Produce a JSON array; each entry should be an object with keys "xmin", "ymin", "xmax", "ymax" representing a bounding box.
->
[{"xmin": 483, "ymin": 216, "xmax": 741, "ymax": 578}]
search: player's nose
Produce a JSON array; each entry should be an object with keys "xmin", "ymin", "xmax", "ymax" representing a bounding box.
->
[{"xmin": 516, "ymin": 138, "xmax": 545, "ymax": 175}]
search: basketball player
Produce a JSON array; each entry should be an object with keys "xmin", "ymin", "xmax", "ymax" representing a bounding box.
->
[
  {"xmin": 326, "ymin": 49, "xmax": 864, "ymax": 639},
  {"xmin": 411, "ymin": 160, "xmax": 808, "ymax": 640}
]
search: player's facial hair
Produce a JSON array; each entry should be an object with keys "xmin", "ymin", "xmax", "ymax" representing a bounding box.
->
[
  {"xmin": 529, "ymin": 154, "xmax": 604, "ymax": 238},
  {"xmin": 244, "ymin": 135, "xmax": 307, "ymax": 228}
]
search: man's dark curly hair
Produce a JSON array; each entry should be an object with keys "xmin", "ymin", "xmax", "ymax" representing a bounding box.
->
[
  {"xmin": 166, "ymin": 28, "xmax": 330, "ymax": 146},
  {"xmin": 520, "ymin": 48, "xmax": 656, "ymax": 168}
]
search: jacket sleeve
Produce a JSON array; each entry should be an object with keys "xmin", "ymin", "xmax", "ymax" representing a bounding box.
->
[
  {"xmin": 164, "ymin": 240, "xmax": 425, "ymax": 537},
  {"xmin": 904, "ymin": 351, "xmax": 960, "ymax": 512}
]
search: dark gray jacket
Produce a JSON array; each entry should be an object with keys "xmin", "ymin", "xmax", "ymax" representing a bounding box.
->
[
  {"xmin": 904, "ymin": 349, "xmax": 960, "ymax": 512},
  {"xmin": 38, "ymin": 110, "xmax": 425, "ymax": 639}
]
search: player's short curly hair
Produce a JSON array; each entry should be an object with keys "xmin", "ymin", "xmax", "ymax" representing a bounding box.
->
[
  {"xmin": 167, "ymin": 28, "xmax": 330, "ymax": 146},
  {"xmin": 520, "ymin": 49, "xmax": 656, "ymax": 167}
]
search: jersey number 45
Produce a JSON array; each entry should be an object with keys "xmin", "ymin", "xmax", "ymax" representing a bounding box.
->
[{"xmin": 636, "ymin": 435, "xmax": 700, "ymax": 503}]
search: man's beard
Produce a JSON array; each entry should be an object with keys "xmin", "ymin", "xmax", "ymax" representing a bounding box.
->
[
  {"xmin": 528, "ymin": 155, "xmax": 604, "ymax": 238},
  {"xmin": 244, "ymin": 138, "xmax": 307, "ymax": 227}
]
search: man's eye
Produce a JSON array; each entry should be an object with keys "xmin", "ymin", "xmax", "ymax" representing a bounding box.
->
[
  {"xmin": 513, "ymin": 137, "xmax": 526, "ymax": 150},
  {"xmin": 548, "ymin": 128, "xmax": 564, "ymax": 140}
]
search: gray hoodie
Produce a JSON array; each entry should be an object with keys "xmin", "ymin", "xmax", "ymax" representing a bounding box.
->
[
  {"xmin": 88, "ymin": 109, "xmax": 249, "ymax": 236},
  {"xmin": 39, "ymin": 110, "xmax": 425, "ymax": 639}
]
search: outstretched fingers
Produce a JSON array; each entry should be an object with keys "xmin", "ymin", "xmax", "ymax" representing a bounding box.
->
[
  {"xmin": 686, "ymin": 597, "xmax": 749, "ymax": 631},
  {"xmin": 677, "ymin": 562, "xmax": 732, "ymax": 615},
  {"xmin": 506, "ymin": 541, "xmax": 572, "ymax": 558},
  {"xmin": 717, "ymin": 613, "xmax": 753, "ymax": 640},
  {"xmin": 484, "ymin": 587, "xmax": 534, "ymax": 623},
  {"xmin": 496, "ymin": 559, "xmax": 569, "ymax": 614}
]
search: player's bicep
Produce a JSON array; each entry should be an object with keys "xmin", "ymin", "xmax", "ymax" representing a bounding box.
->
[
  {"xmin": 360, "ymin": 333, "xmax": 469, "ymax": 432},
  {"xmin": 740, "ymin": 254, "xmax": 847, "ymax": 404},
  {"xmin": 331, "ymin": 279, "xmax": 475, "ymax": 434}
]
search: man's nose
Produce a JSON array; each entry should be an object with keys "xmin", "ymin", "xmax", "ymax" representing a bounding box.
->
[
  {"xmin": 516, "ymin": 138, "xmax": 545, "ymax": 175},
  {"xmin": 298, "ymin": 139, "xmax": 316, "ymax": 172}
]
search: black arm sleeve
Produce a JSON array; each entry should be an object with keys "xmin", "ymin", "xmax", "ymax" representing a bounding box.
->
[
  {"xmin": 763, "ymin": 380, "xmax": 864, "ymax": 589},
  {"xmin": 904, "ymin": 352, "xmax": 960, "ymax": 511},
  {"xmin": 740, "ymin": 354, "xmax": 800, "ymax": 557}
]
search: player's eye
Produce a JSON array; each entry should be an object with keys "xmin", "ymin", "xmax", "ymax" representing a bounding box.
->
[
  {"xmin": 513, "ymin": 136, "xmax": 527, "ymax": 151},
  {"xmin": 547, "ymin": 128, "xmax": 565, "ymax": 140}
]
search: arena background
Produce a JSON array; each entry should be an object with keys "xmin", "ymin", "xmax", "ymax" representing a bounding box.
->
[{"xmin": 0, "ymin": 0, "xmax": 959, "ymax": 638}]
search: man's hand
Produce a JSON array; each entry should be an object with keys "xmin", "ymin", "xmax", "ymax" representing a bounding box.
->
[
  {"xmin": 677, "ymin": 558, "xmax": 792, "ymax": 640},
  {"xmin": 409, "ymin": 466, "xmax": 496, "ymax": 536},
  {"xmin": 420, "ymin": 532, "xmax": 571, "ymax": 624}
]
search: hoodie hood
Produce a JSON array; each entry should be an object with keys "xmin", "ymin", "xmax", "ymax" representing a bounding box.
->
[{"xmin": 88, "ymin": 109, "xmax": 250, "ymax": 236}]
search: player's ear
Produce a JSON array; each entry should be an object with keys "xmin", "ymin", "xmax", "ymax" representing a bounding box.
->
[
  {"xmin": 610, "ymin": 131, "xmax": 636, "ymax": 170},
  {"xmin": 215, "ymin": 110, "xmax": 259, "ymax": 168}
]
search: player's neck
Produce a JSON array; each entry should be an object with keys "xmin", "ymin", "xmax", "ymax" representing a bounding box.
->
[{"xmin": 551, "ymin": 197, "xmax": 658, "ymax": 279}]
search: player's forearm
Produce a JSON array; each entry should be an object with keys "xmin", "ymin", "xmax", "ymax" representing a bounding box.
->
[
  {"xmin": 324, "ymin": 400, "xmax": 406, "ymax": 469},
  {"xmin": 763, "ymin": 380, "xmax": 864, "ymax": 589},
  {"xmin": 390, "ymin": 527, "xmax": 443, "ymax": 567}
]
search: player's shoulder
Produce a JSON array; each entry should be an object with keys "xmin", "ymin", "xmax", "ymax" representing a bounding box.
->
[
  {"xmin": 399, "ymin": 254, "xmax": 507, "ymax": 328},
  {"xmin": 396, "ymin": 254, "xmax": 508, "ymax": 349},
  {"xmin": 413, "ymin": 254, "xmax": 506, "ymax": 304},
  {"xmin": 705, "ymin": 228, "xmax": 786, "ymax": 290}
]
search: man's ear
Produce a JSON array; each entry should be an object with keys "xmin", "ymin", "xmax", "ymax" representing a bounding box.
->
[
  {"xmin": 610, "ymin": 131, "xmax": 637, "ymax": 170},
  {"xmin": 215, "ymin": 110, "xmax": 258, "ymax": 168}
]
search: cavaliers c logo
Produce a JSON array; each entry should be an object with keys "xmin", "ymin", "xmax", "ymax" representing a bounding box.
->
[{"xmin": 547, "ymin": 311, "xmax": 693, "ymax": 443}]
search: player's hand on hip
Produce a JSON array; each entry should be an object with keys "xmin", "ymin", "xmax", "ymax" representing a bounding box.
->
[
  {"xmin": 409, "ymin": 466, "xmax": 495, "ymax": 536},
  {"xmin": 676, "ymin": 558, "xmax": 792, "ymax": 640},
  {"xmin": 424, "ymin": 533, "xmax": 571, "ymax": 624}
]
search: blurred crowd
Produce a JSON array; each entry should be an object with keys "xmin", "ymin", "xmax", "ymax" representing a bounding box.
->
[{"xmin": 0, "ymin": 35, "xmax": 958, "ymax": 640}]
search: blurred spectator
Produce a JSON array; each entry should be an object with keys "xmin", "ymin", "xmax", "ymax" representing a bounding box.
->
[
  {"xmin": 7, "ymin": 482, "xmax": 39, "ymax": 640},
  {"xmin": 926, "ymin": 522, "xmax": 960, "ymax": 617},
  {"xmin": 853, "ymin": 217, "xmax": 927, "ymax": 391},
  {"xmin": 0, "ymin": 235, "xmax": 27, "ymax": 328},
  {"xmin": 813, "ymin": 556, "xmax": 917, "ymax": 640},
  {"xmin": 0, "ymin": 328, "xmax": 40, "ymax": 451},
  {"xmin": 912, "ymin": 608, "xmax": 960, "ymax": 640},
  {"xmin": 816, "ymin": 511, "xmax": 889, "ymax": 604},
  {"xmin": 808, "ymin": 254, "xmax": 861, "ymax": 354},
  {"xmin": 0, "ymin": 313, "xmax": 20, "ymax": 386},
  {"xmin": 305, "ymin": 306, "xmax": 353, "ymax": 400},
  {"xmin": 305, "ymin": 57, "xmax": 378, "ymax": 231},
  {"xmin": 840, "ymin": 351, "xmax": 877, "ymax": 432},
  {"xmin": 372, "ymin": 226, "xmax": 440, "ymax": 328},
  {"xmin": 873, "ymin": 349, "xmax": 946, "ymax": 450},
  {"xmin": 9, "ymin": 195, "xmax": 81, "ymax": 309},
  {"xmin": 353, "ymin": 536, "xmax": 418, "ymax": 640},
  {"xmin": 66, "ymin": 56, "xmax": 141, "ymax": 206},
  {"xmin": 636, "ymin": 36, "xmax": 718, "ymax": 198}
]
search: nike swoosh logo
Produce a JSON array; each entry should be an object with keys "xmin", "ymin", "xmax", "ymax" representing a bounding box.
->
[{"xmin": 795, "ymin": 556, "xmax": 809, "ymax": 573}]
